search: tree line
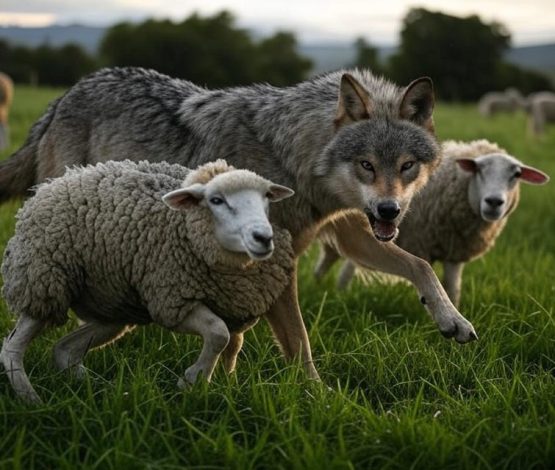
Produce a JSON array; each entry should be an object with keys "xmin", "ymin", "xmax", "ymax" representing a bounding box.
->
[{"xmin": 0, "ymin": 8, "xmax": 552, "ymax": 100}]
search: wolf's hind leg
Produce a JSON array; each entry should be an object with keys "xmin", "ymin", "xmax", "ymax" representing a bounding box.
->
[
  {"xmin": 222, "ymin": 332, "xmax": 244, "ymax": 374},
  {"xmin": 0, "ymin": 314, "xmax": 48, "ymax": 404},
  {"xmin": 53, "ymin": 322, "xmax": 130, "ymax": 378}
]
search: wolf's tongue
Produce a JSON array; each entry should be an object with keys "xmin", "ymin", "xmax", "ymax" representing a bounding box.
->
[{"xmin": 374, "ymin": 220, "xmax": 396, "ymax": 240}]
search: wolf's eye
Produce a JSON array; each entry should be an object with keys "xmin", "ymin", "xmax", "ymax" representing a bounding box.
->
[
  {"xmin": 209, "ymin": 197, "xmax": 224, "ymax": 205},
  {"xmin": 361, "ymin": 160, "xmax": 374, "ymax": 172},
  {"xmin": 401, "ymin": 161, "xmax": 416, "ymax": 172}
]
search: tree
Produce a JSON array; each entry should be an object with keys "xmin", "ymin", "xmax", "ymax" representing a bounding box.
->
[
  {"xmin": 255, "ymin": 32, "xmax": 312, "ymax": 86},
  {"xmin": 353, "ymin": 37, "xmax": 382, "ymax": 75},
  {"xmin": 389, "ymin": 8, "xmax": 510, "ymax": 100},
  {"xmin": 100, "ymin": 12, "xmax": 311, "ymax": 87}
]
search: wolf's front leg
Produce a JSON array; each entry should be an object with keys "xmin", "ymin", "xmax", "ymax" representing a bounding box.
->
[
  {"xmin": 264, "ymin": 265, "xmax": 321, "ymax": 380},
  {"xmin": 172, "ymin": 304, "xmax": 230, "ymax": 387},
  {"xmin": 332, "ymin": 214, "xmax": 477, "ymax": 343}
]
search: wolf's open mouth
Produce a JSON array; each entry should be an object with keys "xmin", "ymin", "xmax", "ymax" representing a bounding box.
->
[{"xmin": 365, "ymin": 212, "xmax": 398, "ymax": 242}]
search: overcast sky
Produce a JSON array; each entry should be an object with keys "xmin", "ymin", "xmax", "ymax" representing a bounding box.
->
[{"xmin": 1, "ymin": 0, "xmax": 554, "ymax": 45}]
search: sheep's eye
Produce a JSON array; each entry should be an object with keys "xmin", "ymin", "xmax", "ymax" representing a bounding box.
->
[
  {"xmin": 209, "ymin": 197, "xmax": 224, "ymax": 205},
  {"xmin": 401, "ymin": 161, "xmax": 416, "ymax": 172},
  {"xmin": 361, "ymin": 160, "xmax": 374, "ymax": 172},
  {"xmin": 514, "ymin": 170, "xmax": 522, "ymax": 179}
]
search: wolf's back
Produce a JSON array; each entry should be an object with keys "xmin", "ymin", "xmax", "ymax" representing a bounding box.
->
[{"xmin": 0, "ymin": 97, "xmax": 61, "ymax": 202}]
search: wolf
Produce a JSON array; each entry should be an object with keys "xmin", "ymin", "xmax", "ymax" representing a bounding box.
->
[{"xmin": 0, "ymin": 67, "xmax": 477, "ymax": 380}]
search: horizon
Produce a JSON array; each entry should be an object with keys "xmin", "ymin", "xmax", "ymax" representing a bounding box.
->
[{"xmin": 1, "ymin": 1, "xmax": 555, "ymax": 47}]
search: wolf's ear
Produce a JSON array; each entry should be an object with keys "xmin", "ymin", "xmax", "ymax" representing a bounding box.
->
[
  {"xmin": 162, "ymin": 183, "xmax": 205, "ymax": 210},
  {"xmin": 399, "ymin": 77, "xmax": 435, "ymax": 132},
  {"xmin": 335, "ymin": 73, "xmax": 372, "ymax": 129}
]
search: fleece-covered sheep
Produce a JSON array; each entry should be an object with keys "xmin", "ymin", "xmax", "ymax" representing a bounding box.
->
[
  {"xmin": 0, "ymin": 72, "xmax": 13, "ymax": 150},
  {"xmin": 525, "ymin": 91, "xmax": 555, "ymax": 136},
  {"xmin": 315, "ymin": 139, "xmax": 549, "ymax": 306},
  {"xmin": 1, "ymin": 159, "xmax": 295, "ymax": 403},
  {"xmin": 478, "ymin": 88, "xmax": 524, "ymax": 117}
]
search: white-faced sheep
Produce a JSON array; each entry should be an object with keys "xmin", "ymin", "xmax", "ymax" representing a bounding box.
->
[
  {"xmin": 0, "ymin": 72, "xmax": 13, "ymax": 150},
  {"xmin": 0, "ymin": 159, "xmax": 295, "ymax": 403},
  {"xmin": 525, "ymin": 91, "xmax": 555, "ymax": 136},
  {"xmin": 315, "ymin": 139, "xmax": 549, "ymax": 306},
  {"xmin": 478, "ymin": 88, "xmax": 524, "ymax": 117}
]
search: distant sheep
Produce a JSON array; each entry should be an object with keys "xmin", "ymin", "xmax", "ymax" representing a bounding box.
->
[
  {"xmin": 315, "ymin": 139, "xmax": 549, "ymax": 306},
  {"xmin": 0, "ymin": 72, "xmax": 13, "ymax": 150},
  {"xmin": 1, "ymin": 160, "xmax": 295, "ymax": 403},
  {"xmin": 525, "ymin": 91, "xmax": 555, "ymax": 136},
  {"xmin": 478, "ymin": 88, "xmax": 524, "ymax": 117}
]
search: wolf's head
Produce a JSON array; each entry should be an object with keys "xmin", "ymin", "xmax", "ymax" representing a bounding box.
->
[{"xmin": 316, "ymin": 73, "xmax": 440, "ymax": 242}]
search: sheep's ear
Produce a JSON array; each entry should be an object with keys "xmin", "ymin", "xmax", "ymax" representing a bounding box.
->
[
  {"xmin": 334, "ymin": 73, "xmax": 372, "ymax": 129},
  {"xmin": 456, "ymin": 158, "xmax": 478, "ymax": 173},
  {"xmin": 399, "ymin": 77, "xmax": 435, "ymax": 132},
  {"xmin": 267, "ymin": 184, "xmax": 295, "ymax": 202},
  {"xmin": 162, "ymin": 183, "xmax": 205, "ymax": 210},
  {"xmin": 519, "ymin": 165, "xmax": 549, "ymax": 185}
]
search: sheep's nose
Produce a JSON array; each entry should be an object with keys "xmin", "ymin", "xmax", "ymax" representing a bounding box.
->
[
  {"xmin": 377, "ymin": 201, "xmax": 400, "ymax": 220},
  {"xmin": 252, "ymin": 230, "xmax": 273, "ymax": 247},
  {"xmin": 485, "ymin": 196, "xmax": 504, "ymax": 208}
]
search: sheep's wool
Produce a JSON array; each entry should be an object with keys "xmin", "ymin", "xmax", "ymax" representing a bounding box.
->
[{"xmin": 2, "ymin": 161, "xmax": 294, "ymax": 331}]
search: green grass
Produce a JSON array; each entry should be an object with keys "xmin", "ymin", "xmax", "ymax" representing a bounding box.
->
[{"xmin": 0, "ymin": 87, "xmax": 554, "ymax": 469}]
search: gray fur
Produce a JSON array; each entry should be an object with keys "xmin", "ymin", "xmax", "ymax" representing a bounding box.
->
[
  {"xmin": 1, "ymin": 160, "xmax": 294, "ymax": 402},
  {"xmin": 0, "ymin": 67, "xmax": 438, "ymax": 239}
]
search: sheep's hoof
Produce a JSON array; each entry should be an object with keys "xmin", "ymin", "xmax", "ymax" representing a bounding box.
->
[
  {"xmin": 178, "ymin": 368, "xmax": 200, "ymax": 389},
  {"xmin": 20, "ymin": 389, "xmax": 43, "ymax": 405}
]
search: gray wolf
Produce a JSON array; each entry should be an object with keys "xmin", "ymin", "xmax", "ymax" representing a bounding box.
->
[
  {"xmin": 0, "ymin": 67, "xmax": 477, "ymax": 380},
  {"xmin": 1, "ymin": 159, "xmax": 295, "ymax": 403},
  {"xmin": 315, "ymin": 139, "xmax": 549, "ymax": 305}
]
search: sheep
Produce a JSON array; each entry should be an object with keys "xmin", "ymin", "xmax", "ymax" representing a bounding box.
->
[
  {"xmin": 315, "ymin": 139, "xmax": 549, "ymax": 306},
  {"xmin": 0, "ymin": 72, "xmax": 13, "ymax": 150},
  {"xmin": 525, "ymin": 91, "xmax": 555, "ymax": 136},
  {"xmin": 478, "ymin": 88, "xmax": 524, "ymax": 117},
  {"xmin": 0, "ymin": 159, "xmax": 296, "ymax": 403}
]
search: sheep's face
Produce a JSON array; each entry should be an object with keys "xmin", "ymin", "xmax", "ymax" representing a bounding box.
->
[
  {"xmin": 457, "ymin": 154, "xmax": 549, "ymax": 222},
  {"xmin": 163, "ymin": 171, "xmax": 294, "ymax": 261}
]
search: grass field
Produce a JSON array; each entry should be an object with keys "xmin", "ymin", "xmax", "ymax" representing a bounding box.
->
[{"xmin": 0, "ymin": 86, "xmax": 554, "ymax": 469}]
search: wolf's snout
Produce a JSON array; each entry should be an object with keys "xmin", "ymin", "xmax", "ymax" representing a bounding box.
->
[
  {"xmin": 377, "ymin": 201, "xmax": 401, "ymax": 220},
  {"xmin": 484, "ymin": 196, "xmax": 504, "ymax": 208}
]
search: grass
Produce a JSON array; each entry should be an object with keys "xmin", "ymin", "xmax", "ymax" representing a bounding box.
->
[{"xmin": 0, "ymin": 86, "xmax": 554, "ymax": 469}]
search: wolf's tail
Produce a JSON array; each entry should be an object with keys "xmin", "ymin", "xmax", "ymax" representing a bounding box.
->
[{"xmin": 0, "ymin": 97, "xmax": 61, "ymax": 203}]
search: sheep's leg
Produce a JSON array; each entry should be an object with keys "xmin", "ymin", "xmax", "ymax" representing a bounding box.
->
[
  {"xmin": 0, "ymin": 314, "xmax": 48, "ymax": 404},
  {"xmin": 221, "ymin": 332, "xmax": 244, "ymax": 374},
  {"xmin": 172, "ymin": 304, "xmax": 230, "ymax": 387},
  {"xmin": 442, "ymin": 262, "xmax": 464, "ymax": 308},
  {"xmin": 337, "ymin": 261, "xmax": 357, "ymax": 290},
  {"xmin": 331, "ymin": 213, "xmax": 477, "ymax": 343},
  {"xmin": 314, "ymin": 243, "xmax": 341, "ymax": 279},
  {"xmin": 264, "ymin": 266, "xmax": 321, "ymax": 380},
  {"xmin": 53, "ymin": 322, "xmax": 129, "ymax": 378}
]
